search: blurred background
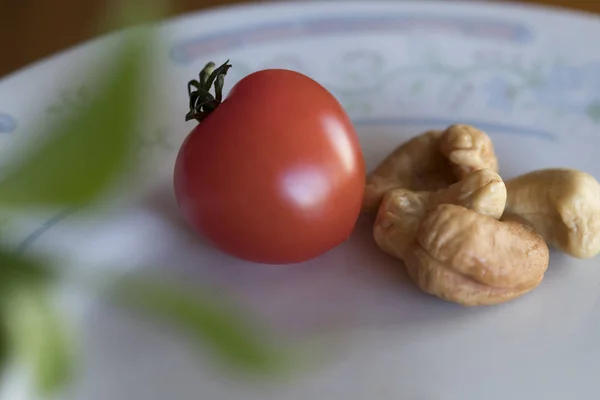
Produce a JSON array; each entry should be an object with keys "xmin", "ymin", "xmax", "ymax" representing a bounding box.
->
[{"xmin": 0, "ymin": 0, "xmax": 599, "ymax": 79}]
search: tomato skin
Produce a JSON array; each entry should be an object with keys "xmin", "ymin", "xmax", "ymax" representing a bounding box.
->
[{"xmin": 173, "ymin": 69, "xmax": 365, "ymax": 264}]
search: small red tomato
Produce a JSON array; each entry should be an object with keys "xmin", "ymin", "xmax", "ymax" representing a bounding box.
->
[{"xmin": 173, "ymin": 60, "xmax": 365, "ymax": 264}]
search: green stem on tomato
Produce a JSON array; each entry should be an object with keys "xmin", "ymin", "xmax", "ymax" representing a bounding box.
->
[{"xmin": 186, "ymin": 60, "xmax": 231, "ymax": 122}]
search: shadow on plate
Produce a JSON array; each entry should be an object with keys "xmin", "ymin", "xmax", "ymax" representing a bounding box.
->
[{"xmin": 131, "ymin": 181, "xmax": 498, "ymax": 339}]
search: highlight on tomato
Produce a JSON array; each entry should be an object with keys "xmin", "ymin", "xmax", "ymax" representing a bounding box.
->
[{"xmin": 173, "ymin": 60, "xmax": 366, "ymax": 264}]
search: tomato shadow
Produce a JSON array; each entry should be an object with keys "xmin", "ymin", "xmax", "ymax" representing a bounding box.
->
[{"xmin": 134, "ymin": 181, "xmax": 493, "ymax": 341}]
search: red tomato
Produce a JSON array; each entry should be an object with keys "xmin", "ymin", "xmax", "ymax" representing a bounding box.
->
[{"xmin": 173, "ymin": 61, "xmax": 365, "ymax": 264}]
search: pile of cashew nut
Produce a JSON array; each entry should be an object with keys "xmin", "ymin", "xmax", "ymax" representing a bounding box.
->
[{"xmin": 364, "ymin": 124, "xmax": 600, "ymax": 306}]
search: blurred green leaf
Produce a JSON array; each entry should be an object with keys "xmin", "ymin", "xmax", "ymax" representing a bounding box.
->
[
  {"xmin": 0, "ymin": 248, "xmax": 57, "ymax": 288},
  {"xmin": 0, "ymin": 247, "xmax": 69, "ymax": 394},
  {"xmin": 0, "ymin": 0, "xmax": 286, "ymax": 394},
  {"xmin": 100, "ymin": 0, "xmax": 168, "ymax": 31},
  {"xmin": 4, "ymin": 285, "xmax": 72, "ymax": 395},
  {"xmin": 0, "ymin": 29, "xmax": 153, "ymax": 208},
  {"xmin": 112, "ymin": 276, "xmax": 283, "ymax": 373},
  {"xmin": 0, "ymin": 324, "xmax": 6, "ymax": 379}
]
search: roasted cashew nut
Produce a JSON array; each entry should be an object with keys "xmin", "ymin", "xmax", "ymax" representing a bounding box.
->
[
  {"xmin": 374, "ymin": 169, "xmax": 507, "ymax": 261},
  {"xmin": 404, "ymin": 204, "xmax": 549, "ymax": 306},
  {"xmin": 363, "ymin": 130, "xmax": 453, "ymax": 213},
  {"xmin": 439, "ymin": 124, "xmax": 499, "ymax": 180},
  {"xmin": 504, "ymin": 168, "xmax": 600, "ymax": 259},
  {"xmin": 363, "ymin": 124, "xmax": 499, "ymax": 213}
]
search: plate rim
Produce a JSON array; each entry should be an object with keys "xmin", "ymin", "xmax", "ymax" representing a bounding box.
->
[{"xmin": 2, "ymin": 0, "xmax": 600, "ymax": 85}]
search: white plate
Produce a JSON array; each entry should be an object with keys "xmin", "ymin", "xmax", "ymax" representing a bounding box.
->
[{"xmin": 2, "ymin": 1, "xmax": 600, "ymax": 399}]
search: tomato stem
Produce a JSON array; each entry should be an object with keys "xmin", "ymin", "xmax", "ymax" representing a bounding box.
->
[{"xmin": 186, "ymin": 60, "xmax": 232, "ymax": 122}]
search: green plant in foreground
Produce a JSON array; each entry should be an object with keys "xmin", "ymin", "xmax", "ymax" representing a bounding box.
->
[{"xmin": 0, "ymin": 10, "xmax": 282, "ymax": 397}]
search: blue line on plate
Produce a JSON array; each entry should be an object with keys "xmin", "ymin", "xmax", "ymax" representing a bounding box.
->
[
  {"xmin": 0, "ymin": 113, "xmax": 17, "ymax": 133},
  {"xmin": 170, "ymin": 13, "xmax": 533, "ymax": 64},
  {"xmin": 16, "ymin": 209, "xmax": 74, "ymax": 254},
  {"xmin": 352, "ymin": 117, "xmax": 556, "ymax": 141}
]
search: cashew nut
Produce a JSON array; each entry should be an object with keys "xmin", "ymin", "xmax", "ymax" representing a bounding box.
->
[
  {"xmin": 439, "ymin": 124, "xmax": 499, "ymax": 179},
  {"xmin": 404, "ymin": 204, "xmax": 549, "ymax": 306},
  {"xmin": 363, "ymin": 130, "xmax": 454, "ymax": 213},
  {"xmin": 504, "ymin": 168, "xmax": 600, "ymax": 258},
  {"xmin": 374, "ymin": 169, "xmax": 507, "ymax": 261},
  {"xmin": 363, "ymin": 124, "xmax": 499, "ymax": 214}
]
